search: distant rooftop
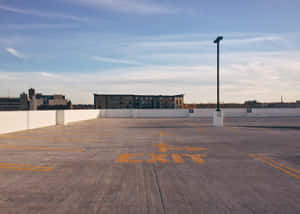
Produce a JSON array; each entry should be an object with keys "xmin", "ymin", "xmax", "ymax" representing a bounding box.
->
[{"xmin": 94, "ymin": 94, "xmax": 184, "ymax": 97}]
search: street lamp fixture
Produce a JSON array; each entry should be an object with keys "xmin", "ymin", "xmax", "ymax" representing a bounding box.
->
[
  {"xmin": 212, "ymin": 36, "xmax": 224, "ymax": 127},
  {"xmin": 214, "ymin": 36, "xmax": 223, "ymax": 111}
]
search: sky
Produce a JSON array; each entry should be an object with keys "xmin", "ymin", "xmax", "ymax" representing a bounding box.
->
[{"xmin": 0, "ymin": 0, "xmax": 300, "ymax": 104}]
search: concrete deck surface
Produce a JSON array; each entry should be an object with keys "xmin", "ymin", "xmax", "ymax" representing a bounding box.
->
[{"xmin": 0, "ymin": 117, "xmax": 300, "ymax": 214}]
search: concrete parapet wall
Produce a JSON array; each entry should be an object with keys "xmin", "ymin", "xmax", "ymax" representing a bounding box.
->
[
  {"xmin": 98, "ymin": 108, "xmax": 300, "ymax": 118},
  {"xmin": 0, "ymin": 111, "xmax": 28, "ymax": 134},
  {"xmin": 0, "ymin": 110, "xmax": 56, "ymax": 134},
  {"xmin": 100, "ymin": 109, "xmax": 189, "ymax": 118},
  {"xmin": 1, "ymin": 108, "xmax": 300, "ymax": 135},
  {"xmin": 250, "ymin": 108, "xmax": 300, "ymax": 117},
  {"xmin": 56, "ymin": 110, "xmax": 101, "ymax": 125},
  {"xmin": 99, "ymin": 109, "xmax": 246, "ymax": 118},
  {"xmin": 28, "ymin": 111, "xmax": 56, "ymax": 129}
]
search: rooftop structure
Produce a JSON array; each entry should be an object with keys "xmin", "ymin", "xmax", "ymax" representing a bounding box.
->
[
  {"xmin": 94, "ymin": 94, "xmax": 184, "ymax": 109},
  {"xmin": 0, "ymin": 89, "xmax": 71, "ymax": 111}
]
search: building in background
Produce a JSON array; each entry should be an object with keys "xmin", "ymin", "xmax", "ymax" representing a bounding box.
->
[
  {"xmin": 94, "ymin": 94, "xmax": 184, "ymax": 109},
  {"xmin": 29, "ymin": 89, "xmax": 71, "ymax": 110},
  {"xmin": 0, "ymin": 88, "xmax": 71, "ymax": 111},
  {"xmin": 0, "ymin": 93, "xmax": 29, "ymax": 111}
]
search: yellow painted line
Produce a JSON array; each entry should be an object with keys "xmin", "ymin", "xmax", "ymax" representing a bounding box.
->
[
  {"xmin": 115, "ymin": 153, "xmax": 144, "ymax": 163},
  {"xmin": 0, "ymin": 163, "xmax": 53, "ymax": 172},
  {"xmin": 244, "ymin": 128, "xmax": 277, "ymax": 134},
  {"xmin": 183, "ymin": 154, "xmax": 206, "ymax": 164},
  {"xmin": 185, "ymin": 146, "xmax": 208, "ymax": 151},
  {"xmin": 198, "ymin": 128, "xmax": 205, "ymax": 132},
  {"xmin": 256, "ymin": 154, "xmax": 300, "ymax": 174},
  {"xmin": 0, "ymin": 145, "xmax": 82, "ymax": 152},
  {"xmin": 154, "ymin": 143, "xmax": 185, "ymax": 152},
  {"xmin": 171, "ymin": 154, "xmax": 184, "ymax": 163},
  {"xmin": 246, "ymin": 128, "xmax": 280, "ymax": 135},
  {"xmin": 0, "ymin": 135, "xmax": 99, "ymax": 143},
  {"xmin": 147, "ymin": 154, "xmax": 170, "ymax": 163},
  {"xmin": 75, "ymin": 132, "xmax": 112, "ymax": 135},
  {"xmin": 158, "ymin": 132, "xmax": 166, "ymax": 136},
  {"xmin": 250, "ymin": 153, "xmax": 300, "ymax": 180},
  {"xmin": 225, "ymin": 126, "xmax": 240, "ymax": 132},
  {"xmin": 154, "ymin": 143, "xmax": 208, "ymax": 152}
]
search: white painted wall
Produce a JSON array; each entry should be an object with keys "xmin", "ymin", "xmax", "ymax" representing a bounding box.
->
[
  {"xmin": 1, "ymin": 108, "xmax": 300, "ymax": 135},
  {"xmin": 100, "ymin": 109, "xmax": 189, "ymax": 118},
  {"xmin": 56, "ymin": 110, "xmax": 65, "ymax": 125},
  {"xmin": 0, "ymin": 111, "xmax": 56, "ymax": 134},
  {"xmin": 99, "ymin": 108, "xmax": 300, "ymax": 118},
  {"xmin": 28, "ymin": 111, "xmax": 56, "ymax": 129},
  {"xmin": 57, "ymin": 110, "xmax": 101, "ymax": 125},
  {"xmin": 0, "ymin": 111, "xmax": 28, "ymax": 134},
  {"xmin": 135, "ymin": 109, "xmax": 189, "ymax": 118},
  {"xmin": 250, "ymin": 108, "xmax": 300, "ymax": 117},
  {"xmin": 99, "ymin": 109, "xmax": 244, "ymax": 118}
]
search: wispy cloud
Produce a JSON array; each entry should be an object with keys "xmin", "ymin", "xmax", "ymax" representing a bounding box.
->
[
  {"xmin": 91, "ymin": 56, "xmax": 142, "ymax": 65},
  {"xmin": 135, "ymin": 36, "xmax": 282, "ymax": 50},
  {"xmin": 0, "ymin": 4, "xmax": 88, "ymax": 22},
  {"xmin": 39, "ymin": 72, "xmax": 61, "ymax": 79},
  {"xmin": 1, "ymin": 51, "xmax": 300, "ymax": 104},
  {"xmin": 68, "ymin": 0, "xmax": 177, "ymax": 14},
  {"xmin": 0, "ymin": 24, "xmax": 80, "ymax": 30},
  {"xmin": 226, "ymin": 36, "xmax": 282, "ymax": 45},
  {"xmin": 5, "ymin": 48, "xmax": 25, "ymax": 59}
]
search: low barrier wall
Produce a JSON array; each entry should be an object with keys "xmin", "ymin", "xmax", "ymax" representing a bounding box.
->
[
  {"xmin": 28, "ymin": 111, "xmax": 56, "ymax": 129},
  {"xmin": 0, "ymin": 111, "xmax": 56, "ymax": 134},
  {"xmin": 56, "ymin": 110, "xmax": 101, "ymax": 125},
  {"xmin": 250, "ymin": 108, "xmax": 300, "ymax": 117},
  {"xmin": 99, "ymin": 108, "xmax": 300, "ymax": 118},
  {"xmin": 100, "ymin": 109, "xmax": 189, "ymax": 118},
  {"xmin": 1, "ymin": 108, "xmax": 300, "ymax": 134},
  {"xmin": 99, "ymin": 108, "xmax": 248, "ymax": 118}
]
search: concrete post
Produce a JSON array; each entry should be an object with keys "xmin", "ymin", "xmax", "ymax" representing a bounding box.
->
[{"xmin": 213, "ymin": 110, "xmax": 224, "ymax": 127}]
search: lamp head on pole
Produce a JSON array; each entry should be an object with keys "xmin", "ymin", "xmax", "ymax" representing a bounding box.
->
[{"xmin": 214, "ymin": 36, "xmax": 223, "ymax": 44}]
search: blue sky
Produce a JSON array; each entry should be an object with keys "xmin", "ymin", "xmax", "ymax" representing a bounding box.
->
[{"xmin": 0, "ymin": 0, "xmax": 300, "ymax": 104}]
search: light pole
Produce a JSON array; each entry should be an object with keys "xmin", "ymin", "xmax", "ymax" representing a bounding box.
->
[
  {"xmin": 214, "ymin": 36, "xmax": 223, "ymax": 111},
  {"xmin": 213, "ymin": 36, "xmax": 224, "ymax": 127}
]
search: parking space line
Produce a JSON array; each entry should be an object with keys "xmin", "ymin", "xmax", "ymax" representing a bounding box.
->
[
  {"xmin": 224, "ymin": 126, "xmax": 240, "ymax": 132},
  {"xmin": 186, "ymin": 146, "xmax": 208, "ymax": 151},
  {"xmin": 256, "ymin": 154, "xmax": 300, "ymax": 174},
  {"xmin": 158, "ymin": 132, "xmax": 167, "ymax": 136},
  {"xmin": 196, "ymin": 127, "xmax": 206, "ymax": 132},
  {"xmin": 0, "ymin": 163, "xmax": 53, "ymax": 172},
  {"xmin": 0, "ymin": 145, "xmax": 83, "ymax": 152},
  {"xmin": 244, "ymin": 127, "xmax": 282, "ymax": 135},
  {"xmin": 0, "ymin": 135, "xmax": 100, "ymax": 143},
  {"xmin": 74, "ymin": 132, "xmax": 112, "ymax": 136},
  {"xmin": 250, "ymin": 153, "xmax": 300, "ymax": 180}
]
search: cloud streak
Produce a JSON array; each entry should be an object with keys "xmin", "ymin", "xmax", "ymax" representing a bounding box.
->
[
  {"xmin": 0, "ymin": 24, "xmax": 80, "ymax": 30},
  {"xmin": 68, "ymin": 0, "xmax": 177, "ymax": 14},
  {"xmin": 91, "ymin": 56, "xmax": 142, "ymax": 65},
  {"xmin": 5, "ymin": 48, "xmax": 25, "ymax": 59},
  {"xmin": 1, "ymin": 51, "xmax": 300, "ymax": 104},
  {"xmin": 134, "ymin": 36, "xmax": 283, "ymax": 50},
  {"xmin": 0, "ymin": 4, "xmax": 88, "ymax": 22}
]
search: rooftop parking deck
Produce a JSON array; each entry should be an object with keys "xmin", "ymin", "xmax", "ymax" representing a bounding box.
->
[{"xmin": 0, "ymin": 117, "xmax": 300, "ymax": 214}]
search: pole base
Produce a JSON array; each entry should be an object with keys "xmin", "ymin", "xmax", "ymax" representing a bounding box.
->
[{"xmin": 213, "ymin": 110, "xmax": 224, "ymax": 127}]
